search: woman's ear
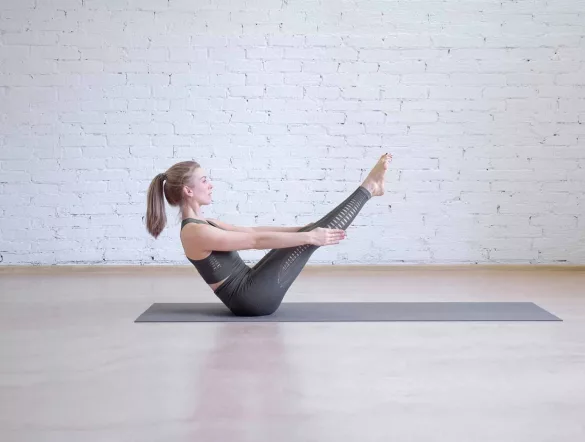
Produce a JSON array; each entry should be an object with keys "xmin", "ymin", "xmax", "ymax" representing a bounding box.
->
[{"xmin": 182, "ymin": 185, "xmax": 194, "ymax": 198}]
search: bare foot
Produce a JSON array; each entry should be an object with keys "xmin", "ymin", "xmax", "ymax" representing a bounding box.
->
[{"xmin": 362, "ymin": 153, "xmax": 392, "ymax": 196}]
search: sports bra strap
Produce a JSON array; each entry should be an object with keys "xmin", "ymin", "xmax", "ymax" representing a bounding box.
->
[{"xmin": 181, "ymin": 218, "xmax": 218, "ymax": 230}]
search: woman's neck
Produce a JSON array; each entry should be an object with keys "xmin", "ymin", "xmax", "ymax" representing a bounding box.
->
[{"xmin": 181, "ymin": 204, "xmax": 203, "ymax": 220}]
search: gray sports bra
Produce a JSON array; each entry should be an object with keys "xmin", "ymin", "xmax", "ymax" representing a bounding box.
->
[{"xmin": 180, "ymin": 218, "xmax": 246, "ymax": 284}]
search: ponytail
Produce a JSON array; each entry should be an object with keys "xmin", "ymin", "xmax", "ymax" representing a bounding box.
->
[{"xmin": 146, "ymin": 173, "xmax": 167, "ymax": 238}]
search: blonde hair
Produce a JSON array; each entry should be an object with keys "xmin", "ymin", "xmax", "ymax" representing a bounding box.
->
[{"xmin": 146, "ymin": 160, "xmax": 200, "ymax": 238}]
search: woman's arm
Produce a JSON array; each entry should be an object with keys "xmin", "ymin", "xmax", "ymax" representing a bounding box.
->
[
  {"xmin": 207, "ymin": 219, "xmax": 313, "ymax": 233},
  {"xmin": 184, "ymin": 224, "xmax": 344, "ymax": 252},
  {"xmin": 252, "ymin": 226, "xmax": 307, "ymax": 232}
]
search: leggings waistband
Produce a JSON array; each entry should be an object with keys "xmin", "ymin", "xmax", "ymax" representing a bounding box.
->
[{"xmin": 213, "ymin": 260, "xmax": 250, "ymax": 305}]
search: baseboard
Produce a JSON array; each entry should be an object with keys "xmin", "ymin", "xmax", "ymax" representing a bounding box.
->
[{"xmin": 1, "ymin": 264, "xmax": 584, "ymax": 275}]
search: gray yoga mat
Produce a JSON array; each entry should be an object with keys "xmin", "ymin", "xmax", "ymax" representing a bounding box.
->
[{"xmin": 135, "ymin": 302, "xmax": 561, "ymax": 322}]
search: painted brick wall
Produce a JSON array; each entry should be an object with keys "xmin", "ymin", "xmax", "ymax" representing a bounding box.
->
[{"xmin": 1, "ymin": 0, "xmax": 584, "ymax": 265}]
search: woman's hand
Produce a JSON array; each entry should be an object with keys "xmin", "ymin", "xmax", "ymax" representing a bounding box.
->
[{"xmin": 309, "ymin": 227, "xmax": 346, "ymax": 246}]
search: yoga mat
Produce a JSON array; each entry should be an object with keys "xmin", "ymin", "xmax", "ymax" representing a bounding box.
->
[{"xmin": 135, "ymin": 302, "xmax": 561, "ymax": 322}]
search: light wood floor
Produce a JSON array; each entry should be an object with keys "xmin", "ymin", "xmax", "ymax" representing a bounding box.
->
[{"xmin": 1, "ymin": 266, "xmax": 584, "ymax": 442}]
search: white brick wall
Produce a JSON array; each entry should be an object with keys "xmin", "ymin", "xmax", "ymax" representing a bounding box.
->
[{"xmin": 1, "ymin": 0, "xmax": 584, "ymax": 266}]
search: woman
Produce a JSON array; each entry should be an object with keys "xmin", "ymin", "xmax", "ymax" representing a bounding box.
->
[{"xmin": 146, "ymin": 153, "xmax": 392, "ymax": 316}]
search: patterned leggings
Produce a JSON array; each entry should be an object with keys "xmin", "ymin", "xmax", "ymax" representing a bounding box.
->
[{"xmin": 215, "ymin": 186, "xmax": 372, "ymax": 316}]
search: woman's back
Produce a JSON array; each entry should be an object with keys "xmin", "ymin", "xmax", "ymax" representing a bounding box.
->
[{"xmin": 180, "ymin": 218, "xmax": 248, "ymax": 286}]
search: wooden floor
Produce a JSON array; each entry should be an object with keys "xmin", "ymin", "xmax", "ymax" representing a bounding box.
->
[{"xmin": 1, "ymin": 266, "xmax": 584, "ymax": 442}]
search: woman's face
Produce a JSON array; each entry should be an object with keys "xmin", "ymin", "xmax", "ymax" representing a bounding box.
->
[{"xmin": 186, "ymin": 168, "xmax": 213, "ymax": 205}]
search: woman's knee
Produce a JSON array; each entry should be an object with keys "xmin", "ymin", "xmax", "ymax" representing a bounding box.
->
[{"xmin": 298, "ymin": 222, "xmax": 315, "ymax": 232}]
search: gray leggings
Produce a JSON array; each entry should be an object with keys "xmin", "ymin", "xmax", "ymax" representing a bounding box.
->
[{"xmin": 215, "ymin": 185, "xmax": 372, "ymax": 316}]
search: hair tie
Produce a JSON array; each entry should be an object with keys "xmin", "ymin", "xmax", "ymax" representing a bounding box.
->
[{"xmin": 162, "ymin": 173, "xmax": 167, "ymax": 180}]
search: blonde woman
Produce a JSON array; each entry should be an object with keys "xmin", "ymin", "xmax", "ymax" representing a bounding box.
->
[{"xmin": 146, "ymin": 153, "xmax": 392, "ymax": 316}]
